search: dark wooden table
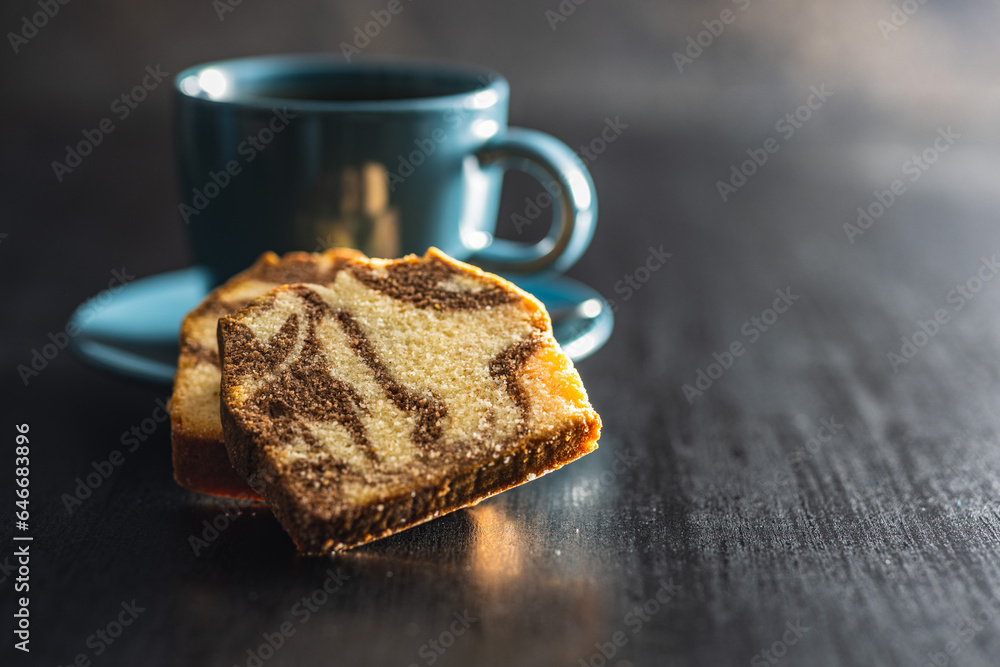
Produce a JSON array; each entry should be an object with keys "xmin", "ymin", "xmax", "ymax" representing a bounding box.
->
[{"xmin": 4, "ymin": 2, "xmax": 1000, "ymax": 666}]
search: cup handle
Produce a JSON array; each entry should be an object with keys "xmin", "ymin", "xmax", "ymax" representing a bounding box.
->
[{"xmin": 468, "ymin": 127, "xmax": 597, "ymax": 274}]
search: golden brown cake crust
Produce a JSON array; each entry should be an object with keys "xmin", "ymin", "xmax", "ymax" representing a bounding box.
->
[
  {"xmin": 218, "ymin": 248, "xmax": 601, "ymax": 552},
  {"xmin": 169, "ymin": 248, "xmax": 364, "ymax": 498}
]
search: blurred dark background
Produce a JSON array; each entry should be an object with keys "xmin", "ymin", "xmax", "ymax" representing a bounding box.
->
[
  {"xmin": 5, "ymin": 0, "xmax": 1000, "ymax": 290},
  {"xmin": 5, "ymin": 2, "xmax": 1000, "ymax": 666}
]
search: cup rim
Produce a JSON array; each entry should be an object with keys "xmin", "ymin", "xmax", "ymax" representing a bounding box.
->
[{"xmin": 174, "ymin": 53, "xmax": 509, "ymax": 112}]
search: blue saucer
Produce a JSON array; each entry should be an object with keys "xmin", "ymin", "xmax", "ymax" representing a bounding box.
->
[{"xmin": 68, "ymin": 267, "xmax": 613, "ymax": 384}]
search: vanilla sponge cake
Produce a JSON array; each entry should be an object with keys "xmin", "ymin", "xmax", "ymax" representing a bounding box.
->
[
  {"xmin": 170, "ymin": 248, "xmax": 362, "ymax": 498},
  {"xmin": 218, "ymin": 248, "xmax": 601, "ymax": 552}
]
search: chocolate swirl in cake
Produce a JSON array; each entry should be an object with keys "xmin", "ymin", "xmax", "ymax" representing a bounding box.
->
[
  {"xmin": 330, "ymin": 308, "xmax": 447, "ymax": 446},
  {"xmin": 348, "ymin": 255, "xmax": 520, "ymax": 310},
  {"xmin": 488, "ymin": 338, "xmax": 541, "ymax": 439},
  {"xmin": 180, "ymin": 340, "xmax": 221, "ymax": 368},
  {"xmin": 226, "ymin": 280, "xmax": 538, "ymax": 468}
]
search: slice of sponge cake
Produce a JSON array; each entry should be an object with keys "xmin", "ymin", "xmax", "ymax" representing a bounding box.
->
[{"xmin": 218, "ymin": 248, "xmax": 601, "ymax": 551}]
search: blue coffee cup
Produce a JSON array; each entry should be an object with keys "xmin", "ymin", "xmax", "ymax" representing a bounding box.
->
[{"xmin": 174, "ymin": 54, "xmax": 597, "ymax": 284}]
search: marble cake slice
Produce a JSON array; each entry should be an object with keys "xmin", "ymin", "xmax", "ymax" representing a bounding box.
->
[
  {"xmin": 218, "ymin": 248, "xmax": 601, "ymax": 552},
  {"xmin": 169, "ymin": 248, "xmax": 363, "ymax": 499}
]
